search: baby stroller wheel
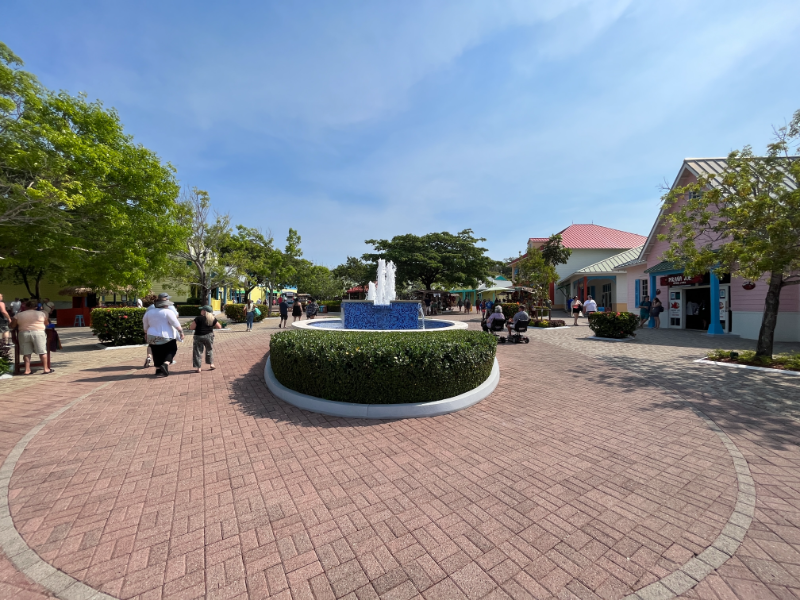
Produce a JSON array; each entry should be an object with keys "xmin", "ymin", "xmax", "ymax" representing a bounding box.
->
[
  {"xmin": 499, "ymin": 337, "xmax": 506, "ymax": 343},
  {"xmin": 524, "ymin": 337, "xmax": 529, "ymax": 343}
]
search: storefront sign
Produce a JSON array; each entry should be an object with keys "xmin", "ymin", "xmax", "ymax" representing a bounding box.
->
[{"xmin": 660, "ymin": 274, "xmax": 703, "ymax": 287}]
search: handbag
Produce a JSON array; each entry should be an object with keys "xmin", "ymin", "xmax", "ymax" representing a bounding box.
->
[{"xmin": 254, "ymin": 307, "xmax": 261, "ymax": 317}]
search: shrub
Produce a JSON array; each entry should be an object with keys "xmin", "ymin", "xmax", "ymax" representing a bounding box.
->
[
  {"xmin": 91, "ymin": 308, "xmax": 147, "ymax": 346},
  {"xmin": 270, "ymin": 330, "xmax": 497, "ymax": 404},
  {"xmin": 186, "ymin": 296, "xmax": 202, "ymax": 304},
  {"xmin": 224, "ymin": 303, "xmax": 269, "ymax": 322},
  {"xmin": 319, "ymin": 301, "xmax": 341, "ymax": 312},
  {"xmin": 497, "ymin": 303, "xmax": 519, "ymax": 320},
  {"xmin": 532, "ymin": 320, "xmax": 566, "ymax": 328},
  {"xmin": 0, "ymin": 344, "xmax": 11, "ymax": 375},
  {"xmin": 587, "ymin": 312, "xmax": 638, "ymax": 339},
  {"xmin": 177, "ymin": 305, "xmax": 202, "ymax": 317}
]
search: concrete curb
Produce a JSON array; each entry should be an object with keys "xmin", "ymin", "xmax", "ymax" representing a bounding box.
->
[
  {"xmin": 95, "ymin": 343, "xmax": 147, "ymax": 350},
  {"xmin": 0, "ymin": 382, "xmax": 119, "ymax": 600},
  {"xmin": 693, "ymin": 358, "xmax": 800, "ymax": 376},
  {"xmin": 585, "ymin": 336, "xmax": 636, "ymax": 342},
  {"xmin": 622, "ymin": 403, "xmax": 756, "ymax": 600},
  {"xmin": 264, "ymin": 356, "xmax": 499, "ymax": 419}
]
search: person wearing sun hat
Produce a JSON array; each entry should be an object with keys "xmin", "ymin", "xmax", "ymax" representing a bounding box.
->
[
  {"xmin": 142, "ymin": 293, "xmax": 184, "ymax": 376},
  {"xmin": 188, "ymin": 304, "xmax": 221, "ymax": 372}
]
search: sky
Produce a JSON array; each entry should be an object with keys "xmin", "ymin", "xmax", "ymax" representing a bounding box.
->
[{"xmin": 3, "ymin": 1, "xmax": 799, "ymax": 266}]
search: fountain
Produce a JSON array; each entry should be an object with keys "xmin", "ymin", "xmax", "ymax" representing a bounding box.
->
[{"xmin": 294, "ymin": 259, "xmax": 465, "ymax": 332}]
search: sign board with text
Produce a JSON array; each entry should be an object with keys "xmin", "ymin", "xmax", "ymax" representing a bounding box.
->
[{"xmin": 660, "ymin": 274, "xmax": 703, "ymax": 287}]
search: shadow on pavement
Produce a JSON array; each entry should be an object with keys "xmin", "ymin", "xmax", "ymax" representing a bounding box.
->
[{"xmin": 229, "ymin": 353, "xmax": 389, "ymax": 429}]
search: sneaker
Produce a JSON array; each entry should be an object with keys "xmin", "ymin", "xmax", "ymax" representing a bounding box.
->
[{"xmin": 144, "ymin": 356, "xmax": 152, "ymax": 368}]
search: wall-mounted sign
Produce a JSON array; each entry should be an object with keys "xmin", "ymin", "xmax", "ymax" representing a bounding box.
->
[{"xmin": 660, "ymin": 274, "xmax": 703, "ymax": 287}]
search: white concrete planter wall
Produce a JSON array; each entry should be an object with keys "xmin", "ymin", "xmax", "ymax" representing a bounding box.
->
[{"xmin": 264, "ymin": 356, "xmax": 499, "ymax": 419}]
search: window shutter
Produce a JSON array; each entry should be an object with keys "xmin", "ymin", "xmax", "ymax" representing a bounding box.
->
[{"xmin": 635, "ymin": 279, "xmax": 640, "ymax": 308}]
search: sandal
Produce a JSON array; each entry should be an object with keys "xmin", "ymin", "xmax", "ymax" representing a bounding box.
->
[{"xmin": 42, "ymin": 369, "xmax": 55, "ymax": 375}]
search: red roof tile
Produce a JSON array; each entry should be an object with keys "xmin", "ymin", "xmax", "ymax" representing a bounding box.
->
[{"xmin": 529, "ymin": 224, "xmax": 646, "ymax": 250}]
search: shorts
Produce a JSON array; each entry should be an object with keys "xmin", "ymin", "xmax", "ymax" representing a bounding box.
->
[
  {"xmin": 20, "ymin": 330, "xmax": 47, "ymax": 355},
  {"xmin": 572, "ymin": 308, "xmax": 581, "ymax": 314},
  {"xmin": 0, "ymin": 321, "xmax": 9, "ymax": 334}
]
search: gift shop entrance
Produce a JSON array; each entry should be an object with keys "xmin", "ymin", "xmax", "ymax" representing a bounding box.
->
[{"xmin": 660, "ymin": 272, "xmax": 731, "ymax": 333}]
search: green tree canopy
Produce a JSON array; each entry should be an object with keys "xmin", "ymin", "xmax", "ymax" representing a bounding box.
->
[
  {"xmin": 229, "ymin": 226, "xmax": 303, "ymax": 312},
  {"xmin": 659, "ymin": 109, "xmax": 800, "ymax": 357},
  {"xmin": 0, "ymin": 41, "xmax": 185, "ymax": 295},
  {"xmin": 363, "ymin": 229, "xmax": 491, "ymax": 290},
  {"xmin": 332, "ymin": 256, "xmax": 375, "ymax": 290},
  {"xmin": 294, "ymin": 262, "xmax": 344, "ymax": 300}
]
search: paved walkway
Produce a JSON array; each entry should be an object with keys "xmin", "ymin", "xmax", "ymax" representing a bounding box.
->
[{"xmin": 0, "ymin": 315, "xmax": 797, "ymax": 599}]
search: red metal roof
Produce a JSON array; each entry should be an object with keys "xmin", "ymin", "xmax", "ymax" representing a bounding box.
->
[{"xmin": 529, "ymin": 224, "xmax": 646, "ymax": 250}]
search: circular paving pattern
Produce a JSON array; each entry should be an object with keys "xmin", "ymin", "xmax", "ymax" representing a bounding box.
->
[{"xmin": 3, "ymin": 336, "xmax": 753, "ymax": 599}]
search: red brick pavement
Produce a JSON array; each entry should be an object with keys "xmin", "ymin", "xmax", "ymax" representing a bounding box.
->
[{"xmin": 0, "ymin": 320, "xmax": 798, "ymax": 599}]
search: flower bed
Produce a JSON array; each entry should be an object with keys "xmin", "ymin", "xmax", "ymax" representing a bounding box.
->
[
  {"xmin": 531, "ymin": 320, "xmax": 566, "ymax": 328},
  {"xmin": 270, "ymin": 330, "xmax": 497, "ymax": 404},
  {"xmin": 587, "ymin": 311, "xmax": 638, "ymax": 339},
  {"xmin": 91, "ymin": 308, "xmax": 146, "ymax": 346},
  {"xmin": 706, "ymin": 349, "xmax": 800, "ymax": 372}
]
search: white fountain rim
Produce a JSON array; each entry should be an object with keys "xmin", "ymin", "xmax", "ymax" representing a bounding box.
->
[{"xmin": 290, "ymin": 318, "xmax": 468, "ymax": 332}]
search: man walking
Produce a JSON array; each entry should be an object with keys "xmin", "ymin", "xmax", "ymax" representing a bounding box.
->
[
  {"xmin": 278, "ymin": 296, "xmax": 289, "ymax": 328},
  {"xmin": 11, "ymin": 300, "xmax": 53, "ymax": 374},
  {"xmin": 584, "ymin": 295, "xmax": 598, "ymax": 320}
]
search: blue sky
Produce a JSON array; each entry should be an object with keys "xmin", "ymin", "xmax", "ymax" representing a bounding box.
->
[{"xmin": 3, "ymin": 1, "xmax": 799, "ymax": 266}]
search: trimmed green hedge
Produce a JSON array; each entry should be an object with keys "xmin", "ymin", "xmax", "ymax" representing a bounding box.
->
[
  {"xmin": 319, "ymin": 301, "xmax": 341, "ymax": 312},
  {"xmin": 177, "ymin": 305, "xmax": 202, "ymax": 316},
  {"xmin": 588, "ymin": 311, "xmax": 638, "ymax": 339},
  {"xmin": 224, "ymin": 303, "xmax": 269, "ymax": 322},
  {"xmin": 91, "ymin": 308, "xmax": 146, "ymax": 346},
  {"xmin": 270, "ymin": 330, "xmax": 497, "ymax": 404}
]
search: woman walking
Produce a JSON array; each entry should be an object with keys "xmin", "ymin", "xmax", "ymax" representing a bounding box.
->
[
  {"xmin": 244, "ymin": 298, "xmax": 256, "ymax": 332},
  {"xmin": 571, "ymin": 296, "xmax": 583, "ymax": 326},
  {"xmin": 292, "ymin": 299, "xmax": 303, "ymax": 322},
  {"xmin": 189, "ymin": 305, "xmax": 221, "ymax": 372},
  {"xmin": 464, "ymin": 298, "xmax": 471, "ymax": 314},
  {"xmin": 142, "ymin": 295, "xmax": 184, "ymax": 377}
]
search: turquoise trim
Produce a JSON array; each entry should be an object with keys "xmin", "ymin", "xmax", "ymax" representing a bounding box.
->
[
  {"xmin": 707, "ymin": 272, "xmax": 725, "ymax": 335},
  {"xmin": 587, "ymin": 276, "xmax": 616, "ymax": 282}
]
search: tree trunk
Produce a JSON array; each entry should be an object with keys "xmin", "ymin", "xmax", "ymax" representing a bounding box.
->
[{"xmin": 756, "ymin": 272, "xmax": 783, "ymax": 357}]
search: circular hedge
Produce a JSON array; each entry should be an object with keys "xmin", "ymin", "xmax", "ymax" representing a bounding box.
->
[{"xmin": 269, "ymin": 330, "xmax": 497, "ymax": 404}]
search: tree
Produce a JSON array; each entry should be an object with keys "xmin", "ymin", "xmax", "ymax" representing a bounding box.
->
[
  {"xmin": 488, "ymin": 259, "xmax": 512, "ymax": 279},
  {"xmin": 295, "ymin": 262, "xmax": 344, "ymax": 300},
  {"xmin": 363, "ymin": 230, "xmax": 492, "ymax": 290},
  {"xmin": 540, "ymin": 234, "xmax": 572, "ymax": 269},
  {"xmin": 230, "ymin": 227, "xmax": 303, "ymax": 314},
  {"xmin": 513, "ymin": 251, "xmax": 559, "ymax": 318},
  {"xmin": 332, "ymin": 256, "xmax": 375, "ymax": 290},
  {"xmin": 1, "ymin": 42, "xmax": 185, "ymax": 294},
  {"xmin": 659, "ymin": 109, "xmax": 800, "ymax": 357},
  {"xmin": 171, "ymin": 188, "xmax": 240, "ymax": 302}
]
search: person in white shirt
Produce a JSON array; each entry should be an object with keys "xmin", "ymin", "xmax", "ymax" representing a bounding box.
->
[
  {"xmin": 142, "ymin": 295, "xmax": 180, "ymax": 367},
  {"xmin": 142, "ymin": 294, "xmax": 184, "ymax": 376},
  {"xmin": 583, "ymin": 296, "xmax": 598, "ymax": 318},
  {"xmin": 136, "ymin": 297, "xmax": 143, "ymax": 308}
]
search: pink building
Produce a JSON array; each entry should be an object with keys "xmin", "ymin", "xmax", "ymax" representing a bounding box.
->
[{"xmin": 616, "ymin": 158, "xmax": 800, "ymax": 341}]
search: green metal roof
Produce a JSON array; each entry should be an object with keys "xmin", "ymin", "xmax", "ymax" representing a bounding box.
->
[
  {"xmin": 644, "ymin": 261, "xmax": 679, "ymax": 273},
  {"xmin": 574, "ymin": 246, "xmax": 644, "ymax": 274}
]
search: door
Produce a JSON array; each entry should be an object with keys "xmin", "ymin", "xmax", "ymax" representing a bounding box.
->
[
  {"xmin": 601, "ymin": 284, "xmax": 612, "ymax": 310},
  {"xmin": 719, "ymin": 285, "xmax": 730, "ymax": 332},
  {"xmin": 669, "ymin": 290, "xmax": 682, "ymax": 328}
]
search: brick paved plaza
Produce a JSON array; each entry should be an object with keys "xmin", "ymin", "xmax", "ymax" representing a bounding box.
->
[{"xmin": 1, "ymin": 314, "xmax": 799, "ymax": 600}]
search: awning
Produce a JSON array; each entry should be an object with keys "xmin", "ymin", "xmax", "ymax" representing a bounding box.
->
[
  {"xmin": 477, "ymin": 287, "xmax": 513, "ymax": 294},
  {"xmin": 644, "ymin": 261, "xmax": 679, "ymax": 274}
]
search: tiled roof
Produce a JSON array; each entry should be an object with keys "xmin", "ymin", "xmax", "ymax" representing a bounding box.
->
[
  {"xmin": 575, "ymin": 247, "xmax": 644, "ymax": 274},
  {"xmin": 529, "ymin": 224, "xmax": 646, "ymax": 250}
]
